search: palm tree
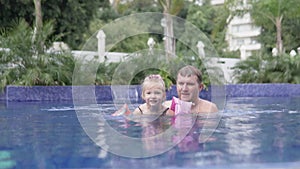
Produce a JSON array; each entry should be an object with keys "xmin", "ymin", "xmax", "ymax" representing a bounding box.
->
[
  {"xmin": 158, "ymin": 0, "xmax": 184, "ymax": 59},
  {"xmin": 0, "ymin": 20, "xmax": 74, "ymax": 90},
  {"xmin": 249, "ymin": 0, "xmax": 300, "ymax": 54},
  {"xmin": 33, "ymin": 0, "xmax": 44, "ymax": 53}
]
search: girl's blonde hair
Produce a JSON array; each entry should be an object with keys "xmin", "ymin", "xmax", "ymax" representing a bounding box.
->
[{"xmin": 141, "ymin": 74, "xmax": 166, "ymax": 99}]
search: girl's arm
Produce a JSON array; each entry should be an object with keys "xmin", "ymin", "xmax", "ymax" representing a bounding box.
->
[{"xmin": 111, "ymin": 104, "xmax": 131, "ymax": 116}]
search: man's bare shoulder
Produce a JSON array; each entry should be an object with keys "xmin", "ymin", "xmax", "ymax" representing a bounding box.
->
[{"xmin": 199, "ymin": 99, "xmax": 218, "ymax": 113}]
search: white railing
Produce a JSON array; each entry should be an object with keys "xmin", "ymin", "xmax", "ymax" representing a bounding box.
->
[{"xmin": 1, "ymin": 30, "xmax": 242, "ymax": 84}]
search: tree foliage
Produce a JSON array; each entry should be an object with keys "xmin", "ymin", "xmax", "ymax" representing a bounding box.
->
[
  {"xmin": 233, "ymin": 53, "xmax": 300, "ymax": 83},
  {"xmin": 107, "ymin": 49, "xmax": 220, "ymax": 89},
  {"xmin": 183, "ymin": 1, "xmax": 230, "ymax": 58},
  {"xmin": 0, "ymin": 19, "xmax": 75, "ymax": 89},
  {"xmin": 0, "ymin": 0, "xmax": 108, "ymax": 49},
  {"xmin": 2, "ymin": 0, "xmax": 300, "ymax": 87}
]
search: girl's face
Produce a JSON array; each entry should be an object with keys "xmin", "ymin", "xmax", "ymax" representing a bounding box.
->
[{"xmin": 143, "ymin": 87, "xmax": 165, "ymax": 107}]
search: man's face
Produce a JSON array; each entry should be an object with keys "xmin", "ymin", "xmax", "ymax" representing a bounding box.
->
[{"xmin": 176, "ymin": 74, "xmax": 202, "ymax": 102}]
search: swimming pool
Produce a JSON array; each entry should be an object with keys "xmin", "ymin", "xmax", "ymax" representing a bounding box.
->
[{"xmin": 0, "ymin": 96, "xmax": 299, "ymax": 169}]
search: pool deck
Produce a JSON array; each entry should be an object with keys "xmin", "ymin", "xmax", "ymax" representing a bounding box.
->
[{"xmin": 1, "ymin": 84, "xmax": 300, "ymax": 102}]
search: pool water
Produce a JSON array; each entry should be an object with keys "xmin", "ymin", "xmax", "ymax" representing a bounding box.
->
[{"xmin": 0, "ymin": 97, "xmax": 300, "ymax": 169}]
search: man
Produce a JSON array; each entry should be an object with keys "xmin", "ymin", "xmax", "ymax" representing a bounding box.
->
[{"xmin": 165, "ymin": 65, "xmax": 218, "ymax": 113}]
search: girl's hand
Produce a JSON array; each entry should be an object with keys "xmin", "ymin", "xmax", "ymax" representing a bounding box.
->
[{"xmin": 112, "ymin": 104, "xmax": 131, "ymax": 116}]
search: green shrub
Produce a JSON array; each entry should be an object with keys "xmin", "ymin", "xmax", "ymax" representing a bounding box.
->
[
  {"xmin": 233, "ymin": 53, "xmax": 300, "ymax": 83},
  {"xmin": 0, "ymin": 19, "xmax": 75, "ymax": 90}
]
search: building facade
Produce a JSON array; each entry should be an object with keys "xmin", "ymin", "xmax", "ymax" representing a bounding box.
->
[
  {"xmin": 199, "ymin": 0, "xmax": 261, "ymax": 59},
  {"xmin": 226, "ymin": 12, "xmax": 261, "ymax": 60}
]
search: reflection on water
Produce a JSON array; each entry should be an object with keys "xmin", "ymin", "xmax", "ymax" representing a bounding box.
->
[
  {"xmin": 93, "ymin": 110, "xmax": 203, "ymax": 158},
  {"xmin": 0, "ymin": 150, "xmax": 16, "ymax": 169},
  {"xmin": 0, "ymin": 97, "xmax": 300, "ymax": 169},
  {"xmin": 223, "ymin": 114, "xmax": 261, "ymax": 162}
]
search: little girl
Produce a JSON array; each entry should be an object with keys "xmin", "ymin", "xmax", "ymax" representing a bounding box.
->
[{"xmin": 112, "ymin": 74, "xmax": 174, "ymax": 117}]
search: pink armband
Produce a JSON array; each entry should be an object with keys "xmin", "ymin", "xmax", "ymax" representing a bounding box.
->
[{"xmin": 171, "ymin": 97, "xmax": 192, "ymax": 115}]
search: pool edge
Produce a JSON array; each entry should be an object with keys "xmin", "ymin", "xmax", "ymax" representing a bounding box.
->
[{"xmin": 1, "ymin": 84, "xmax": 300, "ymax": 102}]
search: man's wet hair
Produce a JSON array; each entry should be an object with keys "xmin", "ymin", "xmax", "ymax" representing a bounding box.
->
[{"xmin": 177, "ymin": 65, "xmax": 202, "ymax": 84}]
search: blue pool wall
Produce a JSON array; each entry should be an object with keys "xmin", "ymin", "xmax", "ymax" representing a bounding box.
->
[{"xmin": 1, "ymin": 84, "xmax": 300, "ymax": 102}]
